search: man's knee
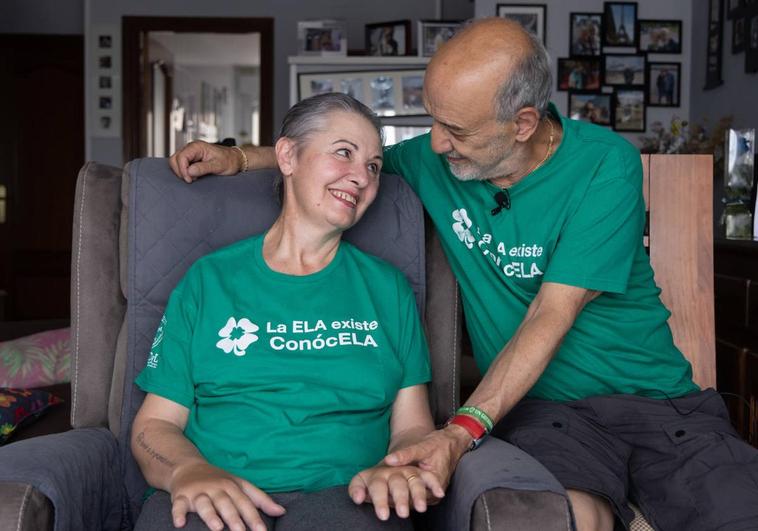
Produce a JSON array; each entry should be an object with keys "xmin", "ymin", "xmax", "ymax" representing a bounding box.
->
[{"xmin": 567, "ymin": 489, "xmax": 614, "ymax": 531}]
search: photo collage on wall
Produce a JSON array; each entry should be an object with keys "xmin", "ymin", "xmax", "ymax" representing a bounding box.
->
[
  {"xmin": 92, "ymin": 25, "xmax": 120, "ymax": 138},
  {"xmin": 556, "ymin": 2, "xmax": 683, "ymax": 132}
]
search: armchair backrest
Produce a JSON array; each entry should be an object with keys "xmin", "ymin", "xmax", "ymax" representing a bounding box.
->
[{"xmin": 70, "ymin": 159, "xmax": 462, "ymax": 518}]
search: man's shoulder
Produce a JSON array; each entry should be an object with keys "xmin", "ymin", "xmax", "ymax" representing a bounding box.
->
[{"xmin": 567, "ymin": 118, "xmax": 640, "ymax": 163}]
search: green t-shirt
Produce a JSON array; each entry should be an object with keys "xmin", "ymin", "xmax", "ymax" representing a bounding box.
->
[
  {"xmin": 136, "ymin": 234, "xmax": 431, "ymax": 492},
  {"xmin": 383, "ymin": 103, "xmax": 698, "ymax": 402}
]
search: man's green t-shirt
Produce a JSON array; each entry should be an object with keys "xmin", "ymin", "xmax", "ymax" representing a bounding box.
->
[
  {"xmin": 383, "ymin": 104, "xmax": 698, "ymax": 401},
  {"xmin": 136, "ymin": 234, "xmax": 431, "ymax": 492}
]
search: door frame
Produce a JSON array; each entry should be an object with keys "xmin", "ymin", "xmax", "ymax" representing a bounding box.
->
[{"xmin": 123, "ymin": 16, "xmax": 274, "ymax": 161}]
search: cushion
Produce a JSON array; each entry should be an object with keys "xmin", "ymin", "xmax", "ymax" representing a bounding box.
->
[
  {"xmin": 0, "ymin": 388, "xmax": 64, "ymax": 444},
  {"xmin": 0, "ymin": 328, "xmax": 71, "ymax": 388}
]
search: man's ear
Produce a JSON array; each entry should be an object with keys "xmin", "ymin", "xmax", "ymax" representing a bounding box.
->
[
  {"xmin": 275, "ymin": 137, "xmax": 297, "ymax": 175},
  {"xmin": 513, "ymin": 107, "xmax": 542, "ymax": 142}
]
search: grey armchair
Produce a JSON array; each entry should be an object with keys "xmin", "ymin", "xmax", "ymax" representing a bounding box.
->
[{"xmin": 0, "ymin": 160, "xmax": 570, "ymax": 531}]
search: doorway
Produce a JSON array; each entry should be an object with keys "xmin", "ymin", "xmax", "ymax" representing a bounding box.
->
[{"xmin": 123, "ymin": 17, "xmax": 273, "ymax": 161}]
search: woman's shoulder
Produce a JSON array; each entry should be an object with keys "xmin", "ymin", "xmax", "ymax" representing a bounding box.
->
[{"xmin": 189, "ymin": 233, "xmax": 265, "ymax": 272}]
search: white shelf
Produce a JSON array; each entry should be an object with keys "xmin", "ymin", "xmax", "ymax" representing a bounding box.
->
[{"xmin": 288, "ymin": 55, "xmax": 430, "ymax": 66}]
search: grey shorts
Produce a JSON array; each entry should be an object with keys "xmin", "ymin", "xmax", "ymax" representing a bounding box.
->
[{"xmin": 492, "ymin": 389, "xmax": 758, "ymax": 531}]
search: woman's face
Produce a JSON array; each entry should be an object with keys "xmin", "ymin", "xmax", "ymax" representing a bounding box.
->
[{"xmin": 279, "ymin": 111, "xmax": 382, "ymax": 232}]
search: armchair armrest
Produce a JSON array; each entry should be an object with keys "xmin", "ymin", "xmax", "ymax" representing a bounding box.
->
[
  {"xmin": 0, "ymin": 482, "xmax": 53, "ymax": 531},
  {"xmin": 429, "ymin": 437, "xmax": 572, "ymax": 531},
  {"xmin": 0, "ymin": 428, "xmax": 125, "ymax": 531}
]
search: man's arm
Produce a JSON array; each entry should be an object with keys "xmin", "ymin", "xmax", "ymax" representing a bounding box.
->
[
  {"xmin": 132, "ymin": 393, "xmax": 285, "ymax": 531},
  {"xmin": 169, "ymin": 141, "xmax": 277, "ymax": 183},
  {"xmin": 384, "ymin": 282, "xmax": 600, "ymax": 485}
]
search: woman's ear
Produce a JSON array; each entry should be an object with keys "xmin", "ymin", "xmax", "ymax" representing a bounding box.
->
[{"xmin": 275, "ymin": 137, "xmax": 297, "ymax": 176}]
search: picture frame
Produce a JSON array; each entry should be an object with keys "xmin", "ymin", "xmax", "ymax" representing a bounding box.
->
[
  {"xmin": 568, "ymin": 93, "xmax": 613, "ymax": 126},
  {"xmin": 297, "ymin": 20, "xmax": 347, "ymax": 56},
  {"xmin": 647, "ymin": 62, "xmax": 681, "ymax": 107},
  {"xmin": 733, "ymin": 16, "xmax": 746, "ymax": 53},
  {"xmin": 603, "ymin": 54, "xmax": 646, "ymax": 86},
  {"xmin": 705, "ymin": 0, "xmax": 725, "ymax": 88},
  {"xmin": 727, "ymin": 0, "xmax": 743, "ymax": 19},
  {"xmin": 569, "ymin": 13, "xmax": 602, "ymax": 56},
  {"xmin": 638, "ymin": 20, "xmax": 682, "ymax": 53},
  {"xmin": 557, "ymin": 58, "xmax": 602, "ymax": 91},
  {"xmin": 298, "ymin": 69, "xmax": 427, "ymax": 116},
  {"xmin": 418, "ymin": 20, "xmax": 461, "ymax": 57},
  {"xmin": 496, "ymin": 4, "xmax": 547, "ymax": 44},
  {"xmin": 612, "ymin": 88, "xmax": 646, "ymax": 132},
  {"xmin": 382, "ymin": 125, "xmax": 431, "ymax": 144},
  {"xmin": 365, "ymin": 20, "xmax": 411, "ymax": 56},
  {"xmin": 602, "ymin": 2, "xmax": 639, "ymax": 48},
  {"xmin": 747, "ymin": 8, "xmax": 758, "ymax": 73},
  {"xmin": 98, "ymin": 35, "xmax": 112, "ymax": 49}
]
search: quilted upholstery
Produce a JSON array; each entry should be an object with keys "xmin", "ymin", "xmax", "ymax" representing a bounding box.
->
[{"xmin": 118, "ymin": 158, "xmax": 427, "ymax": 514}]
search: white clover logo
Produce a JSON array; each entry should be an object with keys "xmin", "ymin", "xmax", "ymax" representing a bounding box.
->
[
  {"xmin": 452, "ymin": 208, "xmax": 475, "ymax": 249},
  {"xmin": 216, "ymin": 317, "xmax": 259, "ymax": 357}
]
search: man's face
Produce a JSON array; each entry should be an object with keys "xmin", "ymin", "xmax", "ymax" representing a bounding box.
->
[{"xmin": 422, "ymin": 78, "xmax": 514, "ymax": 182}]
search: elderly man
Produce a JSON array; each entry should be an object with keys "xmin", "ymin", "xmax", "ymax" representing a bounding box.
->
[{"xmin": 170, "ymin": 18, "xmax": 758, "ymax": 531}]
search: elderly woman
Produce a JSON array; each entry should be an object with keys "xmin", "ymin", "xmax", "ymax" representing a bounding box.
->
[{"xmin": 132, "ymin": 93, "xmax": 442, "ymax": 531}]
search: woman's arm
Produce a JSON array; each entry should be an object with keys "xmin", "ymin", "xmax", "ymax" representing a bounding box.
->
[
  {"xmin": 348, "ymin": 384, "xmax": 444, "ymax": 521},
  {"xmin": 132, "ymin": 393, "xmax": 285, "ymax": 531}
]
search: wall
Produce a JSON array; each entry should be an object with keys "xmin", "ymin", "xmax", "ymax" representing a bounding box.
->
[
  {"xmin": 690, "ymin": 0, "xmax": 758, "ymax": 130},
  {"xmin": 0, "ymin": 0, "xmax": 83, "ymax": 34},
  {"xmin": 475, "ymin": 0, "xmax": 694, "ymax": 147}
]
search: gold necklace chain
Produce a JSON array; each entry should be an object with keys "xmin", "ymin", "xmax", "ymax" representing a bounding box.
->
[{"xmin": 524, "ymin": 117, "xmax": 554, "ymax": 176}]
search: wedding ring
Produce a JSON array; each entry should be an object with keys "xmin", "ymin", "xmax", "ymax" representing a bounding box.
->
[{"xmin": 406, "ymin": 474, "xmax": 419, "ymax": 483}]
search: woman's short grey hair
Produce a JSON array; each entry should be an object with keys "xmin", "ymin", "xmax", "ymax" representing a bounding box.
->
[
  {"xmin": 494, "ymin": 29, "xmax": 552, "ymax": 121},
  {"xmin": 274, "ymin": 92, "xmax": 383, "ymax": 201},
  {"xmin": 277, "ymin": 92, "xmax": 383, "ymax": 147}
]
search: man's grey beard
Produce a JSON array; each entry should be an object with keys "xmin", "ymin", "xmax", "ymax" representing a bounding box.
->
[{"xmin": 446, "ymin": 151, "xmax": 488, "ymax": 182}]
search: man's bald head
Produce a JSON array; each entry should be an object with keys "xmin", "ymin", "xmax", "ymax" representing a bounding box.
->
[{"xmin": 426, "ymin": 17, "xmax": 552, "ymax": 122}]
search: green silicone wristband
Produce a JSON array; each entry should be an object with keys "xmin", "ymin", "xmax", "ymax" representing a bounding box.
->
[{"xmin": 456, "ymin": 406, "xmax": 494, "ymax": 432}]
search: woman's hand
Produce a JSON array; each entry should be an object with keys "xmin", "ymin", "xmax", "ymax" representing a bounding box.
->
[
  {"xmin": 169, "ymin": 461, "xmax": 285, "ymax": 531},
  {"xmin": 348, "ymin": 464, "xmax": 445, "ymax": 521}
]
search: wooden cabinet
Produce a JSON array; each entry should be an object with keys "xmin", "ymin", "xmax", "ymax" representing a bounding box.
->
[{"xmin": 715, "ymin": 239, "xmax": 758, "ymax": 446}]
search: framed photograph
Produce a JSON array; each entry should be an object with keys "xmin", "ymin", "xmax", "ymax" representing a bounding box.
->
[
  {"xmin": 705, "ymin": 0, "xmax": 724, "ymax": 88},
  {"xmin": 733, "ymin": 16, "xmax": 746, "ymax": 53},
  {"xmin": 727, "ymin": 0, "xmax": 743, "ymax": 19},
  {"xmin": 747, "ymin": 9, "xmax": 758, "ymax": 73},
  {"xmin": 603, "ymin": 2, "xmax": 638, "ymax": 47},
  {"xmin": 365, "ymin": 20, "xmax": 411, "ymax": 56},
  {"xmin": 98, "ymin": 75, "xmax": 112, "ymax": 89},
  {"xmin": 297, "ymin": 20, "xmax": 347, "ymax": 56},
  {"xmin": 557, "ymin": 58, "xmax": 602, "ymax": 91},
  {"xmin": 613, "ymin": 89, "xmax": 645, "ymax": 132},
  {"xmin": 298, "ymin": 69, "xmax": 427, "ymax": 116},
  {"xmin": 98, "ymin": 55, "xmax": 112, "ymax": 69},
  {"xmin": 98, "ymin": 35, "xmax": 112, "ymax": 49},
  {"xmin": 638, "ymin": 20, "xmax": 682, "ymax": 53},
  {"xmin": 496, "ymin": 4, "xmax": 547, "ymax": 43},
  {"xmin": 570, "ymin": 13, "xmax": 602, "ymax": 56},
  {"xmin": 603, "ymin": 54, "xmax": 646, "ymax": 86},
  {"xmin": 568, "ymin": 93, "xmax": 613, "ymax": 126},
  {"xmin": 418, "ymin": 20, "xmax": 461, "ymax": 57},
  {"xmin": 647, "ymin": 62, "xmax": 681, "ymax": 107},
  {"xmin": 382, "ymin": 125, "xmax": 431, "ymax": 144},
  {"xmin": 99, "ymin": 96, "xmax": 112, "ymax": 110}
]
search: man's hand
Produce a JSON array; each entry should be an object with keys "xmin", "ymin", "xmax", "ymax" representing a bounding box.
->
[
  {"xmin": 348, "ymin": 465, "xmax": 445, "ymax": 521},
  {"xmin": 168, "ymin": 461, "xmax": 285, "ymax": 531},
  {"xmin": 169, "ymin": 140, "xmax": 242, "ymax": 183},
  {"xmin": 383, "ymin": 424, "xmax": 472, "ymax": 491}
]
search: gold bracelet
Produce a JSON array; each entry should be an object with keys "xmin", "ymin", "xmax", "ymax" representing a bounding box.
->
[{"xmin": 231, "ymin": 145, "xmax": 248, "ymax": 173}]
